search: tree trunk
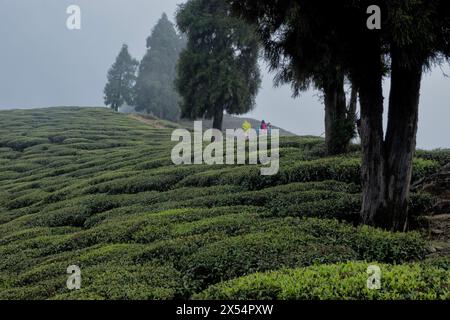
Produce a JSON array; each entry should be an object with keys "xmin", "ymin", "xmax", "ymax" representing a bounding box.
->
[
  {"xmin": 212, "ymin": 109, "xmax": 224, "ymax": 131},
  {"xmin": 357, "ymin": 45, "xmax": 386, "ymax": 226},
  {"xmin": 323, "ymin": 72, "xmax": 349, "ymax": 155},
  {"xmin": 381, "ymin": 51, "xmax": 423, "ymax": 231}
]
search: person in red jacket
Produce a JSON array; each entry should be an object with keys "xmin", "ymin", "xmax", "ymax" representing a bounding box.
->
[{"xmin": 260, "ymin": 120, "xmax": 268, "ymax": 130}]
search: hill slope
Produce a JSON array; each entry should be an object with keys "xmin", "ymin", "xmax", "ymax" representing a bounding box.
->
[
  {"xmin": 180, "ymin": 114, "xmax": 297, "ymax": 136},
  {"xmin": 120, "ymin": 105, "xmax": 297, "ymax": 136},
  {"xmin": 0, "ymin": 107, "xmax": 448, "ymax": 300}
]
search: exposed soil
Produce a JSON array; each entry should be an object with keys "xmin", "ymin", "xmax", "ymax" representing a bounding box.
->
[{"xmin": 128, "ymin": 114, "xmax": 170, "ymax": 129}]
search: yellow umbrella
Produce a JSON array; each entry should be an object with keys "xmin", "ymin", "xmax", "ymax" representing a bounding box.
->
[{"xmin": 242, "ymin": 120, "xmax": 251, "ymax": 132}]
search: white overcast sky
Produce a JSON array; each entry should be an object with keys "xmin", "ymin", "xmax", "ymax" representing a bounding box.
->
[{"xmin": 0, "ymin": 0, "xmax": 448, "ymax": 149}]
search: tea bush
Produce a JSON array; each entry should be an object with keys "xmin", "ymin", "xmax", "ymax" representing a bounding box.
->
[
  {"xmin": 52, "ymin": 263, "xmax": 183, "ymax": 300},
  {"xmin": 416, "ymin": 149, "xmax": 450, "ymax": 166},
  {"xmin": 179, "ymin": 218, "xmax": 426, "ymax": 293},
  {"xmin": 197, "ymin": 262, "xmax": 450, "ymax": 300}
]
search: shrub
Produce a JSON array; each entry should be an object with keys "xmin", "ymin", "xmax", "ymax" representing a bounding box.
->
[
  {"xmin": 6, "ymin": 190, "xmax": 48, "ymax": 210},
  {"xmin": 196, "ymin": 262, "xmax": 450, "ymax": 300},
  {"xmin": 267, "ymin": 191, "xmax": 359, "ymax": 219},
  {"xmin": 50, "ymin": 263, "xmax": 183, "ymax": 300},
  {"xmin": 0, "ymin": 261, "xmax": 182, "ymax": 300},
  {"xmin": 32, "ymin": 195, "xmax": 129, "ymax": 227},
  {"xmin": 279, "ymin": 136, "xmax": 324, "ymax": 150},
  {"xmin": 178, "ymin": 218, "xmax": 426, "ymax": 293},
  {"xmin": 408, "ymin": 193, "xmax": 437, "ymax": 222},
  {"xmin": 263, "ymin": 180, "xmax": 360, "ymax": 194},
  {"xmin": 180, "ymin": 231, "xmax": 358, "ymax": 294},
  {"xmin": 266, "ymin": 192, "xmax": 435, "ymax": 223},
  {"xmin": 181, "ymin": 192, "xmax": 271, "ymax": 208},
  {"xmin": 172, "ymin": 213, "xmax": 261, "ymax": 238},
  {"xmin": 352, "ymin": 225, "xmax": 426, "ymax": 263},
  {"xmin": 285, "ymin": 157, "xmax": 361, "ymax": 184},
  {"xmin": 0, "ymin": 171, "xmax": 19, "ymax": 181},
  {"xmin": 177, "ymin": 157, "xmax": 438, "ymax": 190},
  {"xmin": 411, "ymin": 158, "xmax": 441, "ymax": 181},
  {"xmin": 134, "ymin": 158, "xmax": 173, "ymax": 170},
  {"xmin": 85, "ymin": 174, "xmax": 181, "ymax": 194},
  {"xmin": 48, "ymin": 135, "xmax": 67, "ymax": 144},
  {"xmin": 0, "ymin": 278, "xmax": 65, "ymax": 300},
  {"xmin": 416, "ymin": 149, "xmax": 450, "ymax": 166},
  {"xmin": 1, "ymin": 137, "xmax": 48, "ymax": 152},
  {"xmin": 422, "ymin": 255, "xmax": 450, "ymax": 270}
]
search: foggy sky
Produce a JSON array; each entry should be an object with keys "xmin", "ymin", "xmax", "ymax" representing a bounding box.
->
[{"xmin": 0, "ymin": 0, "xmax": 448, "ymax": 149}]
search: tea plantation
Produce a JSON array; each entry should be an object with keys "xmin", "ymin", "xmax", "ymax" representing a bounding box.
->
[{"xmin": 0, "ymin": 107, "xmax": 448, "ymax": 300}]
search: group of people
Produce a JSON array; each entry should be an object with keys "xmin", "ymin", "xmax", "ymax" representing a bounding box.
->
[
  {"xmin": 258, "ymin": 120, "xmax": 272, "ymax": 135},
  {"xmin": 241, "ymin": 120, "xmax": 273, "ymax": 139}
]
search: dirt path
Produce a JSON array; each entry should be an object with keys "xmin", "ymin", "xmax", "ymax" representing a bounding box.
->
[{"xmin": 128, "ymin": 114, "xmax": 171, "ymax": 129}]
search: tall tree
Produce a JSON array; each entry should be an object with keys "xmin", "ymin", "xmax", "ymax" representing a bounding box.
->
[
  {"xmin": 229, "ymin": 0, "xmax": 356, "ymax": 155},
  {"xmin": 175, "ymin": 0, "xmax": 261, "ymax": 131},
  {"xmin": 104, "ymin": 44, "xmax": 138, "ymax": 112},
  {"xmin": 331, "ymin": 0, "xmax": 450, "ymax": 230},
  {"xmin": 134, "ymin": 13, "xmax": 186, "ymax": 121},
  {"xmin": 372, "ymin": 0, "xmax": 450, "ymax": 230},
  {"xmin": 230, "ymin": 0, "xmax": 450, "ymax": 230}
]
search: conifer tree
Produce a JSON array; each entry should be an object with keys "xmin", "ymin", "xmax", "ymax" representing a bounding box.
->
[
  {"xmin": 175, "ymin": 0, "xmax": 261, "ymax": 130},
  {"xmin": 134, "ymin": 13, "xmax": 186, "ymax": 121},
  {"xmin": 104, "ymin": 44, "xmax": 138, "ymax": 112}
]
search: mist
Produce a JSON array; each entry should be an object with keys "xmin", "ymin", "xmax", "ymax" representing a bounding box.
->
[{"xmin": 0, "ymin": 0, "xmax": 449, "ymax": 149}]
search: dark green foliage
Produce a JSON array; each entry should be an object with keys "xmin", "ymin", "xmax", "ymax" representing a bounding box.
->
[
  {"xmin": 177, "ymin": 157, "xmax": 438, "ymax": 189},
  {"xmin": 53, "ymin": 263, "xmax": 183, "ymax": 300},
  {"xmin": 423, "ymin": 255, "xmax": 450, "ymax": 270},
  {"xmin": 176, "ymin": 0, "xmax": 261, "ymax": 130},
  {"xmin": 179, "ymin": 218, "xmax": 426, "ymax": 293},
  {"xmin": 196, "ymin": 261, "xmax": 450, "ymax": 300},
  {"xmin": 0, "ymin": 137, "xmax": 49, "ymax": 152},
  {"xmin": 229, "ymin": 0, "xmax": 358, "ymax": 155},
  {"xmin": 104, "ymin": 45, "xmax": 139, "ymax": 111},
  {"xmin": 266, "ymin": 194, "xmax": 361, "ymax": 221},
  {"xmin": 134, "ymin": 14, "xmax": 185, "ymax": 121},
  {"xmin": 416, "ymin": 149, "xmax": 450, "ymax": 166}
]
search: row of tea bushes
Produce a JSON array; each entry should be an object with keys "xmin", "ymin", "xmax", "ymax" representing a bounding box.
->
[
  {"xmin": 197, "ymin": 261, "xmax": 450, "ymax": 300},
  {"xmin": 177, "ymin": 157, "xmax": 439, "ymax": 190},
  {"xmin": 0, "ymin": 216, "xmax": 427, "ymax": 299}
]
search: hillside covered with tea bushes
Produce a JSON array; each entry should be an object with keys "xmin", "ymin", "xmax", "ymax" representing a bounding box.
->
[{"xmin": 0, "ymin": 107, "xmax": 448, "ymax": 300}]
